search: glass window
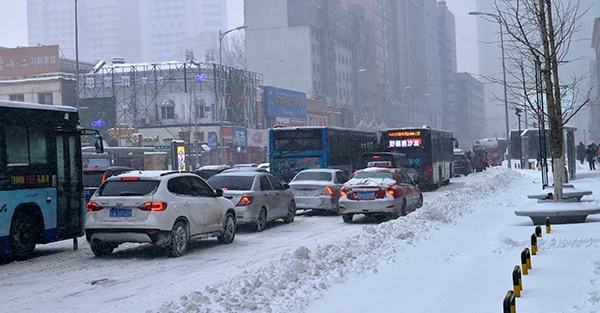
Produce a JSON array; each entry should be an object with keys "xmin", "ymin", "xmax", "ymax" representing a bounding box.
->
[
  {"xmin": 207, "ymin": 175, "xmax": 254, "ymax": 190},
  {"xmin": 9, "ymin": 94, "xmax": 24, "ymax": 102},
  {"xmin": 189, "ymin": 176, "xmax": 213, "ymax": 197},
  {"xmin": 293, "ymin": 171, "xmax": 331, "ymax": 182},
  {"xmin": 168, "ymin": 177, "xmax": 195, "ymax": 196},
  {"xmin": 38, "ymin": 93, "xmax": 53, "ymax": 105},
  {"xmin": 267, "ymin": 175, "xmax": 284, "ymax": 190},
  {"xmin": 335, "ymin": 171, "xmax": 348, "ymax": 183},
  {"xmin": 259, "ymin": 176, "xmax": 271, "ymax": 191},
  {"xmin": 5, "ymin": 126, "xmax": 28, "ymax": 165},
  {"xmin": 29, "ymin": 129, "xmax": 48, "ymax": 164},
  {"xmin": 98, "ymin": 180, "xmax": 159, "ymax": 196}
]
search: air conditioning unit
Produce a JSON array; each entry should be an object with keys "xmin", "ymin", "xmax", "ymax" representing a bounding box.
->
[{"xmin": 140, "ymin": 117, "xmax": 150, "ymax": 125}]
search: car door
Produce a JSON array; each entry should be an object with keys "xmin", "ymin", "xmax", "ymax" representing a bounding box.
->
[
  {"xmin": 266, "ymin": 174, "xmax": 288, "ymax": 218},
  {"xmin": 189, "ymin": 175, "xmax": 224, "ymax": 232},
  {"xmin": 167, "ymin": 177, "xmax": 203, "ymax": 232},
  {"xmin": 397, "ymin": 170, "xmax": 419, "ymax": 207},
  {"xmin": 334, "ymin": 170, "xmax": 348, "ymax": 201},
  {"xmin": 257, "ymin": 174, "xmax": 278, "ymax": 219}
]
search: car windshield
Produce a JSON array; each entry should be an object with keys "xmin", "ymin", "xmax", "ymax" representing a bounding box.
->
[
  {"xmin": 208, "ymin": 176, "xmax": 254, "ymax": 191},
  {"xmin": 293, "ymin": 171, "xmax": 332, "ymax": 182},
  {"xmin": 97, "ymin": 180, "xmax": 160, "ymax": 196},
  {"xmin": 83, "ymin": 171, "xmax": 104, "ymax": 187}
]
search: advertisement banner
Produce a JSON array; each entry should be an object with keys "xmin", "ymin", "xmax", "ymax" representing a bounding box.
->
[
  {"xmin": 0, "ymin": 45, "xmax": 61, "ymax": 77},
  {"xmin": 246, "ymin": 129, "xmax": 268, "ymax": 147},
  {"xmin": 264, "ymin": 86, "xmax": 306, "ymax": 119}
]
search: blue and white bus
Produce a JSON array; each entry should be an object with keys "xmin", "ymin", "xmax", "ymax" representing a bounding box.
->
[
  {"xmin": 0, "ymin": 101, "xmax": 103, "ymax": 262},
  {"xmin": 269, "ymin": 126, "xmax": 377, "ymax": 182}
]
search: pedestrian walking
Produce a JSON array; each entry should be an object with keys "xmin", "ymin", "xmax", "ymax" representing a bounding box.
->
[{"xmin": 586, "ymin": 145, "xmax": 597, "ymax": 170}]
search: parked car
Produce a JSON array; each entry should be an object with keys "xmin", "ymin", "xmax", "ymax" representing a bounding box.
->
[
  {"xmin": 194, "ymin": 165, "xmax": 232, "ymax": 180},
  {"xmin": 221, "ymin": 167, "xmax": 269, "ymax": 174},
  {"xmin": 358, "ymin": 152, "xmax": 419, "ymax": 183},
  {"xmin": 338, "ymin": 167, "xmax": 423, "ymax": 223},
  {"xmin": 83, "ymin": 166, "xmax": 133, "ymax": 203},
  {"xmin": 85, "ymin": 170, "xmax": 236, "ymax": 257},
  {"xmin": 288, "ymin": 168, "xmax": 348, "ymax": 214},
  {"xmin": 207, "ymin": 171, "xmax": 296, "ymax": 232},
  {"xmin": 257, "ymin": 162, "xmax": 270, "ymax": 171},
  {"xmin": 453, "ymin": 149, "xmax": 473, "ymax": 176}
]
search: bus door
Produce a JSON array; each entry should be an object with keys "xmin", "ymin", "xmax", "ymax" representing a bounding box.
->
[{"xmin": 55, "ymin": 133, "xmax": 84, "ymax": 240}]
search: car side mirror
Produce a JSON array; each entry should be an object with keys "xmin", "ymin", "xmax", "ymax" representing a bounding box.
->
[
  {"xmin": 283, "ymin": 183, "xmax": 290, "ymax": 190},
  {"xmin": 214, "ymin": 188, "xmax": 223, "ymax": 197}
]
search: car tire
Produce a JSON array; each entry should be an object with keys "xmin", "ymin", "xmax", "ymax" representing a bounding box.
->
[
  {"xmin": 168, "ymin": 220, "xmax": 189, "ymax": 257},
  {"xmin": 255, "ymin": 208, "xmax": 267, "ymax": 232},
  {"xmin": 90, "ymin": 240, "xmax": 116, "ymax": 257},
  {"xmin": 400, "ymin": 198, "xmax": 407, "ymax": 216},
  {"xmin": 217, "ymin": 213, "xmax": 236, "ymax": 244},
  {"xmin": 9, "ymin": 212, "xmax": 37, "ymax": 261},
  {"xmin": 282, "ymin": 201, "xmax": 296, "ymax": 223},
  {"xmin": 416, "ymin": 194, "xmax": 423, "ymax": 208},
  {"xmin": 342, "ymin": 214, "xmax": 353, "ymax": 223}
]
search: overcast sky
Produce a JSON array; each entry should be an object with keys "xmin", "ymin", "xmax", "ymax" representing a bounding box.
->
[{"xmin": 0, "ymin": 0, "xmax": 477, "ymax": 74}]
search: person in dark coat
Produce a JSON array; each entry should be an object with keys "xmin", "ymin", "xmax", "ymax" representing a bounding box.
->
[
  {"xmin": 577, "ymin": 142, "xmax": 586, "ymax": 164},
  {"xmin": 586, "ymin": 145, "xmax": 597, "ymax": 170}
]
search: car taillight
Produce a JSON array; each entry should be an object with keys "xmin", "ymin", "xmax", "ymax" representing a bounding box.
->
[
  {"xmin": 387, "ymin": 188, "xmax": 395, "ymax": 196},
  {"xmin": 102, "ymin": 172, "xmax": 108, "ymax": 182},
  {"xmin": 139, "ymin": 202, "xmax": 168, "ymax": 211},
  {"xmin": 86, "ymin": 202, "xmax": 103, "ymax": 211},
  {"xmin": 340, "ymin": 189, "xmax": 347, "ymax": 197},
  {"xmin": 424, "ymin": 165, "xmax": 433, "ymax": 176},
  {"xmin": 237, "ymin": 196, "xmax": 254, "ymax": 206},
  {"xmin": 121, "ymin": 177, "xmax": 140, "ymax": 181},
  {"xmin": 323, "ymin": 186, "xmax": 334, "ymax": 196}
]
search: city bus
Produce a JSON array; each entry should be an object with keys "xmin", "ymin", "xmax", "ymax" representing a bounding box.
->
[
  {"xmin": 378, "ymin": 126, "xmax": 454, "ymax": 190},
  {"xmin": 0, "ymin": 101, "xmax": 103, "ymax": 262},
  {"xmin": 269, "ymin": 126, "xmax": 377, "ymax": 182}
]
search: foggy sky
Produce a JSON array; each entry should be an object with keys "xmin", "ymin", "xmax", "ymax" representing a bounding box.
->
[{"xmin": 0, "ymin": 0, "xmax": 478, "ymax": 74}]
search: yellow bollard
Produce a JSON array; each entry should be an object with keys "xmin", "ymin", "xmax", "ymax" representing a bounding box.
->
[
  {"xmin": 531, "ymin": 234, "xmax": 537, "ymax": 255},
  {"xmin": 546, "ymin": 216, "xmax": 551, "ymax": 234},
  {"xmin": 503, "ymin": 290, "xmax": 516, "ymax": 313},
  {"xmin": 521, "ymin": 248, "xmax": 529, "ymax": 275},
  {"xmin": 535, "ymin": 224, "xmax": 542, "ymax": 238},
  {"xmin": 512, "ymin": 265, "xmax": 522, "ymax": 297}
]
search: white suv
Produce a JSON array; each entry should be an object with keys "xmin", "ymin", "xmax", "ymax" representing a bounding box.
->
[{"xmin": 85, "ymin": 171, "xmax": 236, "ymax": 257}]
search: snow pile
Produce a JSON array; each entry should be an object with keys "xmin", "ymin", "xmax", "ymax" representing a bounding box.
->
[{"xmin": 151, "ymin": 167, "xmax": 525, "ymax": 313}]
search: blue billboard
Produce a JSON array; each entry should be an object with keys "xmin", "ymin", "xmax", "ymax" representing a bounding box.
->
[{"xmin": 264, "ymin": 86, "xmax": 307, "ymax": 119}]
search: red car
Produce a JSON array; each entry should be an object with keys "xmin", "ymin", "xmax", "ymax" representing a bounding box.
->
[{"xmin": 338, "ymin": 167, "xmax": 423, "ymax": 223}]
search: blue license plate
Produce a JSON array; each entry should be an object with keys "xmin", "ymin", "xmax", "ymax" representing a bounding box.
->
[
  {"xmin": 110, "ymin": 208, "xmax": 132, "ymax": 217},
  {"xmin": 357, "ymin": 192, "xmax": 374, "ymax": 199}
]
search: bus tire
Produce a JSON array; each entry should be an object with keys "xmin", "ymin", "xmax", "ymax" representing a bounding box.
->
[{"xmin": 9, "ymin": 211, "xmax": 37, "ymax": 261}]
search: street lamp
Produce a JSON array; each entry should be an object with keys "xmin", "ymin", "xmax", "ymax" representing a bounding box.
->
[
  {"xmin": 469, "ymin": 11, "xmax": 511, "ymax": 168},
  {"xmin": 217, "ymin": 25, "xmax": 247, "ymax": 165}
]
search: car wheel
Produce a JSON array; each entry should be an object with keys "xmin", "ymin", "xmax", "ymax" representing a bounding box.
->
[
  {"xmin": 400, "ymin": 198, "xmax": 407, "ymax": 216},
  {"xmin": 342, "ymin": 214, "xmax": 353, "ymax": 223},
  {"xmin": 282, "ymin": 201, "xmax": 296, "ymax": 223},
  {"xmin": 256, "ymin": 208, "xmax": 267, "ymax": 232},
  {"xmin": 9, "ymin": 212, "xmax": 37, "ymax": 261},
  {"xmin": 90, "ymin": 240, "xmax": 116, "ymax": 257},
  {"xmin": 217, "ymin": 213, "xmax": 236, "ymax": 244},
  {"xmin": 168, "ymin": 220, "xmax": 189, "ymax": 257},
  {"xmin": 416, "ymin": 194, "xmax": 423, "ymax": 208}
]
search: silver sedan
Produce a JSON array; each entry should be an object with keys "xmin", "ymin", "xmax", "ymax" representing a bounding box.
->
[
  {"xmin": 288, "ymin": 168, "xmax": 348, "ymax": 214},
  {"xmin": 208, "ymin": 171, "xmax": 296, "ymax": 232}
]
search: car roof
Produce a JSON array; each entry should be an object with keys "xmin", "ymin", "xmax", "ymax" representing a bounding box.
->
[
  {"xmin": 197, "ymin": 165, "xmax": 231, "ymax": 170},
  {"xmin": 104, "ymin": 170, "xmax": 191, "ymax": 180},
  {"xmin": 296, "ymin": 168, "xmax": 342, "ymax": 173},
  {"xmin": 354, "ymin": 167, "xmax": 399, "ymax": 173},
  {"xmin": 212, "ymin": 171, "xmax": 267, "ymax": 178}
]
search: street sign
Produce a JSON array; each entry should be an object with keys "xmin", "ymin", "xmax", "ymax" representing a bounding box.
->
[{"xmin": 208, "ymin": 133, "xmax": 218, "ymax": 150}]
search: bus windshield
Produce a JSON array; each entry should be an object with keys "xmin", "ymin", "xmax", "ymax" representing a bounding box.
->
[{"xmin": 272, "ymin": 129, "xmax": 322, "ymax": 152}]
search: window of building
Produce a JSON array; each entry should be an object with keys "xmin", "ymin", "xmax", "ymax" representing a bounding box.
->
[
  {"xmin": 160, "ymin": 99, "xmax": 176, "ymax": 119},
  {"xmin": 9, "ymin": 94, "xmax": 25, "ymax": 102},
  {"xmin": 38, "ymin": 93, "xmax": 53, "ymax": 105}
]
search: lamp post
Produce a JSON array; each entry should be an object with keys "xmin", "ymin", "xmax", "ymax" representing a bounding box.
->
[
  {"xmin": 469, "ymin": 11, "xmax": 511, "ymax": 168},
  {"xmin": 217, "ymin": 25, "xmax": 247, "ymax": 165}
]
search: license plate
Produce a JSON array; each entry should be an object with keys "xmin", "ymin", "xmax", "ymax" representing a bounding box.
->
[
  {"xmin": 357, "ymin": 192, "xmax": 374, "ymax": 199},
  {"xmin": 110, "ymin": 208, "xmax": 132, "ymax": 217}
]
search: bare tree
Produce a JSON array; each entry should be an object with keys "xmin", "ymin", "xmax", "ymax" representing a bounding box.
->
[
  {"xmin": 221, "ymin": 32, "xmax": 246, "ymax": 69},
  {"xmin": 494, "ymin": 0, "xmax": 591, "ymax": 199}
]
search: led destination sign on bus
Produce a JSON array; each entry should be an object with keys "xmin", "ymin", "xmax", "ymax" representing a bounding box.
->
[
  {"xmin": 388, "ymin": 131, "xmax": 421, "ymax": 137},
  {"xmin": 388, "ymin": 138, "xmax": 422, "ymax": 148}
]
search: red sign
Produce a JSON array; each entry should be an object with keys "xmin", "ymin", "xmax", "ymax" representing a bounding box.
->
[{"xmin": 0, "ymin": 45, "xmax": 61, "ymax": 78}]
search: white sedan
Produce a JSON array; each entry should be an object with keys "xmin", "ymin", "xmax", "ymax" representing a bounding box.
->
[{"xmin": 288, "ymin": 168, "xmax": 349, "ymax": 214}]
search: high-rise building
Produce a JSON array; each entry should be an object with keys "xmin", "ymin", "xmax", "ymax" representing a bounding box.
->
[
  {"xmin": 26, "ymin": 0, "xmax": 228, "ymax": 64},
  {"xmin": 27, "ymin": 0, "xmax": 140, "ymax": 63}
]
